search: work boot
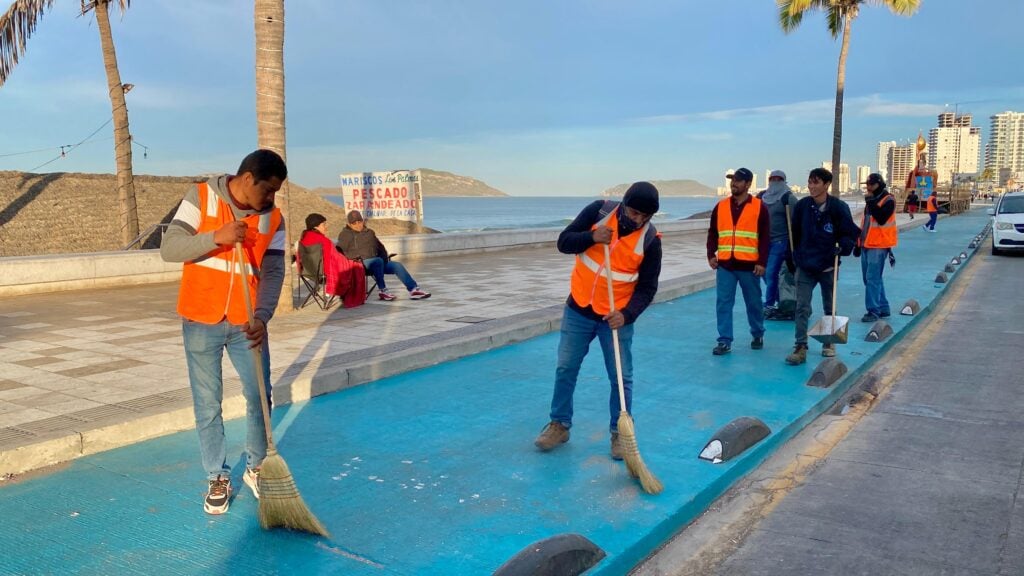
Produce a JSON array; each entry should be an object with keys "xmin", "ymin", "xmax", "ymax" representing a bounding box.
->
[
  {"xmin": 821, "ymin": 343, "xmax": 836, "ymax": 357},
  {"xmin": 610, "ymin": 432, "xmax": 624, "ymax": 461},
  {"xmin": 534, "ymin": 421, "xmax": 569, "ymax": 451},
  {"xmin": 785, "ymin": 345, "xmax": 808, "ymax": 366}
]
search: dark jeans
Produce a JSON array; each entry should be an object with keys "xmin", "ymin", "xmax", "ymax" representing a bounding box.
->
[
  {"xmin": 795, "ymin": 267, "xmax": 835, "ymax": 346},
  {"xmin": 861, "ymin": 248, "xmax": 890, "ymax": 317},
  {"xmin": 925, "ymin": 212, "xmax": 938, "ymax": 230},
  {"xmin": 763, "ymin": 240, "xmax": 789, "ymax": 308},
  {"xmin": 362, "ymin": 257, "xmax": 417, "ymax": 291}
]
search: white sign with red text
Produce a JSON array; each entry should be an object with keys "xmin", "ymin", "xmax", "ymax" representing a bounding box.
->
[{"xmin": 340, "ymin": 170, "xmax": 423, "ymax": 223}]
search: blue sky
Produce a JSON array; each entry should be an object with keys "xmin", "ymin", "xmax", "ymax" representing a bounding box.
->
[{"xmin": 1, "ymin": 0, "xmax": 1022, "ymax": 195}]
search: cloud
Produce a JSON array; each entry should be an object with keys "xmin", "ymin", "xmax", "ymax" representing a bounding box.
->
[{"xmin": 636, "ymin": 94, "xmax": 946, "ymax": 125}]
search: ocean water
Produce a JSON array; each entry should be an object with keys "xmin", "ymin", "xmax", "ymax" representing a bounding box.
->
[{"xmin": 323, "ymin": 195, "xmax": 720, "ymax": 233}]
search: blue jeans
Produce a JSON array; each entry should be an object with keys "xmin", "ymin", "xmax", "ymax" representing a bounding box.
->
[
  {"xmin": 716, "ymin": 267, "xmax": 765, "ymax": 344},
  {"xmin": 925, "ymin": 212, "xmax": 937, "ymax": 230},
  {"xmin": 182, "ymin": 320, "xmax": 272, "ymax": 480},
  {"xmin": 762, "ymin": 240, "xmax": 789, "ymax": 308},
  {"xmin": 861, "ymin": 248, "xmax": 890, "ymax": 316},
  {"xmin": 362, "ymin": 257, "xmax": 416, "ymax": 291},
  {"xmin": 549, "ymin": 305, "xmax": 634, "ymax": 433}
]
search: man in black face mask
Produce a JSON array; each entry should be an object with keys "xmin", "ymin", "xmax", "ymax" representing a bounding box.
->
[{"xmin": 534, "ymin": 182, "xmax": 663, "ymax": 461}]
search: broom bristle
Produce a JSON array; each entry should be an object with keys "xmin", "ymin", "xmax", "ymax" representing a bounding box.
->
[
  {"xmin": 258, "ymin": 451, "xmax": 330, "ymax": 537},
  {"xmin": 617, "ymin": 412, "xmax": 664, "ymax": 495}
]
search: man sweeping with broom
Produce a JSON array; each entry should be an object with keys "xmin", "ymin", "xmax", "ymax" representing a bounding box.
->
[
  {"xmin": 535, "ymin": 182, "xmax": 663, "ymax": 492},
  {"xmin": 161, "ymin": 150, "xmax": 287, "ymax": 516}
]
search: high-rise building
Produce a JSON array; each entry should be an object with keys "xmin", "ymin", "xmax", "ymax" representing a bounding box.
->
[
  {"xmin": 856, "ymin": 166, "xmax": 870, "ymax": 190},
  {"xmin": 887, "ymin": 144, "xmax": 916, "ymax": 190},
  {"xmin": 928, "ymin": 113, "xmax": 982, "ymax": 184},
  {"xmin": 985, "ymin": 111, "xmax": 1024, "ymax": 184},
  {"xmin": 821, "ymin": 161, "xmax": 851, "ymax": 193},
  {"xmin": 877, "ymin": 141, "xmax": 896, "ymax": 183}
]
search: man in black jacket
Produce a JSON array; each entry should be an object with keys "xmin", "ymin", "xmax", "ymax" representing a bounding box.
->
[
  {"xmin": 534, "ymin": 182, "xmax": 662, "ymax": 461},
  {"xmin": 786, "ymin": 168, "xmax": 860, "ymax": 365}
]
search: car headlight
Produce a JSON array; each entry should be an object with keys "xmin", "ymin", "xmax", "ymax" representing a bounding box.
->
[{"xmin": 997, "ymin": 222, "xmax": 1015, "ymax": 230}]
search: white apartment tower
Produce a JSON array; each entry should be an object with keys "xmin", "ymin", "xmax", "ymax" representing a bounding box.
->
[
  {"xmin": 821, "ymin": 161, "xmax": 851, "ymax": 193},
  {"xmin": 856, "ymin": 165, "xmax": 871, "ymax": 191},
  {"xmin": 877, "ymin": 141, "xmax": 896, "ymax": 183},
  {"xmin": 928, "ymin": 112, "xmax": 982, "ymax": 184},
  {"xmin": 887, "ymin": 144, "xmax": 916, "ymax": 190},
  {"xmin": 985, "ymin": 111, "xmax": 1024, "ymax": 182}
]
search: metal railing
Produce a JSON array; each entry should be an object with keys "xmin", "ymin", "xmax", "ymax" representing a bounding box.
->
[{"xmin": 123, "ymin": 223, "xmax": 169, "ymax": 250}]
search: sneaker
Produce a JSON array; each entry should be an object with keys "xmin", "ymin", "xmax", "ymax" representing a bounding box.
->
[
  {"xmin": 763, "ymin": 306, "xmax": 778, "ymax": 319},
  {"xmin": 378, "ymin": 289, "xmax": 397, "ymax": 301},
  {"xmin": 861, "ymin": 313, "xmax": 880, "ymax": 323},
  {"xmin": 879, "ymin": 311, "xmax": 891, "ymax": 318},
  {"xmin": 610, "ymin": 432, "xmax": 624, "ymax": 461},
  {"xmin": 785, "ymin": 345, "xmax": 808, "ymax": 365},
  {"xmin": 204, "ymin": 475, "xmax": 231, "ymax": 515},
  {"xmin": 751, "ymin": 337, "xmax": 764, "ymax": 350},
  {"xmin": 534, "ymin": 421, "xmax": 569, "ymax": 451},
  {"xmin": 822, "ymin": 343, "xmax": 836, "ymax": 357},
  {"xmin": 243, "ymin": 467, "xmax": 260, "ymax": 500},
  {"xmin": 409, "ymin": 287, "xmax": 431, "ymax": 300},
  {"xmin": 712, "ymin": 342, "xmax": 731, "ymax": 356}
]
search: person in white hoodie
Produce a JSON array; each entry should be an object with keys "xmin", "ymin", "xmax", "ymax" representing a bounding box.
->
[{"xmin": 756, "ymin": 170, "xmax": 797, "ymax": 320}]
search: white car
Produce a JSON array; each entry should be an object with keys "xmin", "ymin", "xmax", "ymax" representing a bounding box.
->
[{"xmin": 989, "ymin": 192, "xmax": 1024, "ymax": 255}]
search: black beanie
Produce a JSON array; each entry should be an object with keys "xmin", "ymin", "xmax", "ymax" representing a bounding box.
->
[
  {"xmin": 622, "ymin": 182, "xmax": 660, "ymax": 215},
  {"xmin": 305, "ymin": 213, "xmax": 327, "ymax": 231}
]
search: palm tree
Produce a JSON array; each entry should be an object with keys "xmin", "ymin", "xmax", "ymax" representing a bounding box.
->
[
  {"xmin": 778, "ymin": 0, "xmax": 921, "ymax": 196},
  {"xmin": 1, "ymin": 0, "xmax": 140, "ymax": 246},
  {"xmin": 254, "ymin": 0, "xmax": 296, "ymax": 310}
]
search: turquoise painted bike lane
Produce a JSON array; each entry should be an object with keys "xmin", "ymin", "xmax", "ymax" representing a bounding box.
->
[{"xmin": 0, "ymin": 212, "xmax": 989, "ymax": 575}]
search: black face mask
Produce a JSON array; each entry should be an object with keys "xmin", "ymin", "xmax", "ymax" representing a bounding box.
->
[{"xmin": 617, "ymin": 205, "xmax": 639, "ymax": 236}]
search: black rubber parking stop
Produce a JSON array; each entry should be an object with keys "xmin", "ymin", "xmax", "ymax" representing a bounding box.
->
[
  {"xmin": 900, "ymin": 299, "xmax": 921, "ymax": 315},
  {"xmin": 492, "ymin": 533, "xmax": 606, "ymax": 576},
  {"xmin": 934, "ymin": 272, "xmax": 948, "ymax": 283},
  {"xmin": 808, "ymin": 358, "xmax": 847, "ymax": 388},
  {"xmin": 698, "ymin": 416, "xmax": 771, "ymax": 464},
  {"xmin": 865, "ymin": 320, "xmax": 893, "ymax": 342}
]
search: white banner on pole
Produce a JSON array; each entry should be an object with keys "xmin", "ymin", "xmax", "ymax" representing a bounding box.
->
[{"xmin": 340, "ymin": 170, "xmax": 423, "ymax": 223}]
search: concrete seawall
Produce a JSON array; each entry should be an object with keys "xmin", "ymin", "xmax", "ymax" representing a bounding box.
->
[{"xmin": 0, "ymin": 219, "xmax": 708, "ymax": 298}]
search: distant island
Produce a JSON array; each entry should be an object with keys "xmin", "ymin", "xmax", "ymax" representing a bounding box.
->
[
  {"xmin": 603, "ymin": 179, "xmax": 715, "ymax": 197},
  {"xmin": 309, "ymin": 168, "xmax": 508, "ymax": 197}
]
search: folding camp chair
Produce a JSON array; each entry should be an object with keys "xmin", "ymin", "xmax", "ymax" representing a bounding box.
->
[{"xmin": 297, "ymin": 243, "xmax": 338, "ymax": 310}]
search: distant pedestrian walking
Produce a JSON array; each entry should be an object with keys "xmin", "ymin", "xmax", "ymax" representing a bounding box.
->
[
  {"xmin": 756, "ymin": 169, "xmax": 797, "ymax": 320},
  {"xmin": 160, "ymin": 149, "xmax": 288, "ymax": 515},
  {"xmin": 534, "ymin": 183, "xmax": 662, "ymax": 461},
  {"xmin": 905, "ymin": 190, "xmax": 919, "ymax": 220},
  {"xmin": 923, "ymin": 195, "xmax": 938, "ymax": 232},
  {"xmin": 856, "ymin": 173, "xmax": 898, "ymax": 323},
  {"xmin": 707, "ymin": 167, "xmax": 770, "ymax": 356},
  {"xmin": 786, "ymin": 168, "xmax": 860, "ymax": 365}
]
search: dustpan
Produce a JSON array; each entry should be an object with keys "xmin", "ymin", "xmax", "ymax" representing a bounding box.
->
[{"xmin": 808, "ymin": 250, "xmax": 848, "ymax": 345}]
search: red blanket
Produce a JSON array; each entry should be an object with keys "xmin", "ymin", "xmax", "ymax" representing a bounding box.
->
[{"xmin": 299, "ymin": 230, "xmax": 366, "ymax": 308}]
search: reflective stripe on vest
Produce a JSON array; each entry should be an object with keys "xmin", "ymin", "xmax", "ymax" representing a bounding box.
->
[
  {"xmin": 861, "ymin": 195, "xmax": 898, "ymax": 249},
  {"xmin": 570, "ymin": 209, "xmax": 649, "ymax": 315},
  {"xmin": 177, "ymin": 182, "xmax": 282, "ymax": 324},
  {"xmin": 716, "ymin": 196, "xmax": 761, "ymax": 262}
]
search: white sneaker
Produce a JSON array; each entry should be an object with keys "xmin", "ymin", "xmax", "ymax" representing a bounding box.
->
[
  {"xmin": 243, "ymin": 467, "xmax": 260, "ymax": 500},
  {"xmin": 378, "ymin": 289, "xmax": 397, "ymax": 301},
  {"xmin": 409, "ymin": 287, "xmax": 431, "ymax": 300}
]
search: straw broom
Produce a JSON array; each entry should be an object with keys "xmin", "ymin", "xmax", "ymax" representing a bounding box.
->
[
  {"xmin": 603, "ymin": 244, "xmax": 663, "ymax": 495},
  {"xmin": 235, "ymin": 243, "xmax": 330, "ymax": 536}
]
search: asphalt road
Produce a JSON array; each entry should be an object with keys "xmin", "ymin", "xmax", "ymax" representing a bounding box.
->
[{"xmin": 636, "ymin": 245, "xmax": 1024, "ymax": 575}]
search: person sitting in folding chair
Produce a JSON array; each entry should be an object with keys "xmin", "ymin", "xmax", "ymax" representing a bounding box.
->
[
  {"xmin": 336, "ymin": 210, "xmax": 431, "ymax": 301},
  {"xmin": 298, "ymin": 213, "xmax": 366, "ymax": 309}
]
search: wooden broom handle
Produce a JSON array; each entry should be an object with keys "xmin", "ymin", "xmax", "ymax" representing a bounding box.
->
[
  {"xmin": 603, "ymin": 243, "xmax": 628, "ymax": 413},
  {"xmin": 235, "ymin": 243, "xmax": 276, "ymax": 450},
  {"xmin": 831, "ymin": 249, "xmax": 839, "ymax": 323},
  {"xmin": 785, "ymin": 205, "xmax": 795, "ymax": 254}
]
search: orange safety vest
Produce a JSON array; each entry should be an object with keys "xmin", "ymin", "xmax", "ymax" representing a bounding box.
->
[
  {"xmin": 716, "ymin": 196, "xmax": 761, "ymax": 262},
  {"xmin": 177, "ymin": 182, "xmax": 282, "ymax": 325},
  {"xmin": 926, "ymin": 196, "xmax": 938, "ymax": 213},
  {"xmin": 569, "ymin": 208, "xmax": 656, "ymax": 315},
  {"xmin": 860, "ymin": 194, "xmax": 898, "ymax": 249}
]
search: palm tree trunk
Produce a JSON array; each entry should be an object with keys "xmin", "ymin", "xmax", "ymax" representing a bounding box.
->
[
  {"xmin": 254, "ymin": 0, "xmax": 295, "ymax": 311},
  {"xmin": 94, "ymin": 0, "xmax": 139, "ymax": 247},
  {"xmin": 830, "ymin": 14, "xmax": 853, "ymax": 197}
]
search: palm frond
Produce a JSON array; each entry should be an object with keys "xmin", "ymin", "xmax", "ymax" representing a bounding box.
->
[
  {"xmin": 80, "ymin": 0, "xmax": 131, "ymax": 16},
  {"xmin": 886, "ymin": 0, "xmax": 922, "ymax": 16},
  {"xmin": 826, "ymin": 5, "xmax": 843, "ymax": 38},
  {"xmin": 777, "ymin": 0, "xmax": 832, "ymax": 33},
  {"xmin": 0, "ymin": 0, "xmax": 57, "ymax": 87}
]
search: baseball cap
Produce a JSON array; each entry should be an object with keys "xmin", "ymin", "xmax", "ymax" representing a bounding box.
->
[
  {"xmin": 769, "ymin": 169, "xmax": 787, "ymax": 181},
  {"xmin": 727, "ymin": 168, "xmax": 754, "ymax": 182},
  {"xmin": 863, "ymin": 173, "xmax": 885, "ymax": 186}
]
